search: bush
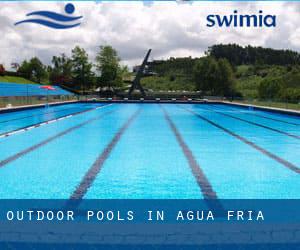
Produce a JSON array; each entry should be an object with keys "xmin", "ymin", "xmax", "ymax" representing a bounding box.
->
[
  {"xmin": 258, "ymin": 76, "xmax": 300, "ymax": 102},
  {"xmin": 279, "ymin": 88, "xmax": 300, "ymax": 103},
  {"xmin": 258, "ymin": 78, "xmax": 283, "ymax": 99},
  {"xmin": 0, "ymin": 64, "xmax": 5, "ymax": 76},
  {"xmin": 169, "ymin": 75, "xmax": 176, "ymax": 82}
]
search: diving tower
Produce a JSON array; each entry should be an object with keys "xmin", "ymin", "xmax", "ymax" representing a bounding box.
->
[{"xmin": 128, "ymin": 49, "xmax": 152, "ymax": 98}]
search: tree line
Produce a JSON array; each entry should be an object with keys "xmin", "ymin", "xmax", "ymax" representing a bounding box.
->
[
  {"xmin": 7, "ymin": 45, "xmax": 127, "ymax": 92},
  {"xmin": 208, "ymin": 44, "xmax": 300, "ymax": 66},
  {"xmin": 1, "ymin": 43, "xmax": 299, "ymax": 101},
  {"xmin": 148, "ymin": 56, "xmax": 235, "ymax": 96},
  {"xmin": 147, "ymin": 44, "xmax": 300, "ymax": 101}
]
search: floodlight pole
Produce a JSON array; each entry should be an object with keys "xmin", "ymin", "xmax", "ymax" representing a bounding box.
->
[{"xmin": 128, "ymin": 49, "xmax": 152, "ymax": 98}]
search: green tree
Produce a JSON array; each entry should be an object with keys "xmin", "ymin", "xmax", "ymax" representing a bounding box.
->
[
  {"xmin": 208, "ymin": 44, "xmax": 300, "ymax": 66},
  {"xmin": 18, "ymin": 60, "xmax": 32, "ymax": 79},
  {"xmin": 18, "ymin": 58, "xmax": 47, "ymax": 83},
  {"xmin": 29, "ymin": 57, "xmax": 47, "ymax": 83},
  {"xmin": 193, "ymin": 57, "xmax": 218, "ymax": 94},
  {"xmin": 258, "ymin": 78, "xmax": 283, "ymax": 99},
  {"xmin": 193, "ymin": 57, "xmax": 235, "ymax": 96},
  {"xmin": 215, "ymin": 58, "xmax": 235, "ymax": 96},
  {"xmin": 71, "ymin": 46, "xmax": 94, "ymax": 91},
  {"xmin": 50, "ymin": 54, "xmax": 73, "ymax": 85},
  {"xmin": 95, "ymin": 45, "xmax": 122, "ymax": 88}
]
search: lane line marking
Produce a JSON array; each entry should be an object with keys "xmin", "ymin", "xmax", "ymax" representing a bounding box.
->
[
  {"xmin": 160, "ymin": 105, "xmax": 219, "ymax": 200},
  {"xmin": 179, "ymin": 106, "xmax": 300, "ymax": 174},
  {"xmin": 0, "ymin": 104, "xmax": 112, "ymax": 139},
  {"xmin": 70, "ymin": 108, "xmax": 141, "ymax": 200},
  {"xmin": 214, "ymin": 105, "xmax": 300, "ymax": 126},
  {"xmin": 203, "ymin": 106, "xmax": 300, "ymax": 140},
  {"xmin": 0, "ymin": 108, "xmax": 116, "ymax": 168}
]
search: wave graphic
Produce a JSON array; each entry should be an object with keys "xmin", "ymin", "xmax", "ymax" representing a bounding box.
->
[
  {"xmin": 26, "ymin": 11, "xmax": 82, "ymax": 22},
  {"xmin": 14, "ymin": 5, "xmax": 82, "ymax": 29},
  {"xmin": 14, "ymin": 19, "xmax": 81, "ymax": 29}
]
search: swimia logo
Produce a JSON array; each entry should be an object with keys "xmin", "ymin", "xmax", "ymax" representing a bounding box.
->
[
  {"xmin": 15, "ymin": 3, "xmax": 82, "ymax": 29},
  {"xmin": 206, "ymin": 10, "xmax": 276, "ymax": 28}
]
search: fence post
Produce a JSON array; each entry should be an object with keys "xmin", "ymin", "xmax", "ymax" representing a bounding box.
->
[{"xmin": 26, "ymin": 84, "xmax": 29, "ymax": 105}]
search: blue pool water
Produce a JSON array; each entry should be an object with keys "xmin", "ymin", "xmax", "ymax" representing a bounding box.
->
[
  {"xmin": 0, "ymin": 103, "xmax": 298, "ymax": 199},
  {"xmin": 0, "ymin": 103, "xmax": 103, "ymax": 136}
]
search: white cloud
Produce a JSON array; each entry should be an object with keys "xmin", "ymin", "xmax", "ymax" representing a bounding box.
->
[{"xmin": 0, "ymin": 1, "xmax": 300, "ymax": 70}]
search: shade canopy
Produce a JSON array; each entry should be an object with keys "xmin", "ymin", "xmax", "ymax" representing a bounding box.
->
[{"xmin": 40, "ymin": 85, "xmax": 55, "ymax": 91}]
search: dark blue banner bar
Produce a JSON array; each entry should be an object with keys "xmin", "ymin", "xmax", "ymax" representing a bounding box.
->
[{"xmin": 0, "ymin": 199, "xmax": 299, "ymax": 249}]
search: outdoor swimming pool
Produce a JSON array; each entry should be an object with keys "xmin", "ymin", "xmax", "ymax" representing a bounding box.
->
[{"xmin": 0, "ymin": 103, "xmax": 298, "ymax": 199}]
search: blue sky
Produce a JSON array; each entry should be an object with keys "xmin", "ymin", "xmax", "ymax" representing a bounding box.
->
[{"xmin": 0, "ymin": 1, "xmax": 299, "ymax": 69}]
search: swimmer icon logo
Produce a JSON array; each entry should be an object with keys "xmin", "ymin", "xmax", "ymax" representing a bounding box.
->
[{"xmin": 15, "ymin": 3, "xmax": 82, "ymax": 29}]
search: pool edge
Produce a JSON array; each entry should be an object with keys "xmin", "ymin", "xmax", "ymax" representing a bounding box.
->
[
  {"xmin": 0, "ymin": 100, "xmax": 79, "ymax": 114},
  {"xmin": 1, "ymin": 99, "xmax": 299, "ymax": 117},
  {"xmin": 222, "ymin": 101, "xmax": 300, "ymax": 117}
]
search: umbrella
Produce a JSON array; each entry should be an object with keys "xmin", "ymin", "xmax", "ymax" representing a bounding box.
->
[
  {"xmin": 40, "ymin": 85, "xmax": 56, "ymax": 106},
  {"xmin": 40, "ymin": 85, "xmax": 55, "ymax": 91}
]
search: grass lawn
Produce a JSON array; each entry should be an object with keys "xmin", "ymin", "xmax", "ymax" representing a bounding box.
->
[
  {"xmin": 0, "ymin": 76, "xmax": 37, "ymax": 84},
  {"xmin": 141, "ymin": 76, "xmax": 195, "ymax": 91}
]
